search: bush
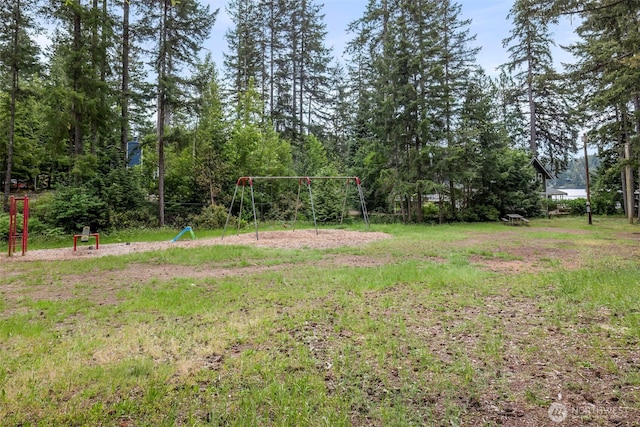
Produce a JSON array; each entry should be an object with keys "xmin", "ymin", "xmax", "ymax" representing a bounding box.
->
[
  {"xmin": 567, "ymin": 198, "xmax": 587, "ymax": 215},
  {"xmin": 110, "ymin": 203, "xmax": 159, "ymax": 229},
  {"xmin": 368, "ymin": 213, "xmax": 404, "ymax": 224},
  {"xmin": 461, "ymin": 205, "xmax": 500, "ymax": 222},
  {"xmin": 591, "ymin": 190, "xmax": 621, "ymax": 215},
  {"xmin": 0, "ymin": 212, "xmax": 9, "ymax": 242},
  {"xmin": 191, "ymin": 203, "xmax": 241, "ymax": 230},
  {"xmin": 32, "ymin": 187, "xmax": 109, "ymax": 233},
  {"xmin": 264, "ymin": 193, "xmax": 299, "ymax": 221},
  {"xmin": 422, "ymin": 202, "xmax": 439, "ymax": 221},
  {"xmin": 0, "ymin": 211, "xmax": 61, "ymax": 243}
]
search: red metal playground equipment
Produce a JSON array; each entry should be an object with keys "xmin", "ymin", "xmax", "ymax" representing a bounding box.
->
[
  {"xmin": 8, "ymin": 195, "xmax": 29, "ymax": 257},
  {"xmin": 222, "ymin": 176, "xmax": 370, "ymax": 240}
]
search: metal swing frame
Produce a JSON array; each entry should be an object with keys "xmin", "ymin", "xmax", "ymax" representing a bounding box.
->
[{"xmin": 222, "ymin": 176, "xmax": 370, "ymax": 240}]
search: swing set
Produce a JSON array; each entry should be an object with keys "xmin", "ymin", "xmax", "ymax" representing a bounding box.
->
[{"xmin": 222, "ymin": 176, "xmax": 370, "ymax": 240}]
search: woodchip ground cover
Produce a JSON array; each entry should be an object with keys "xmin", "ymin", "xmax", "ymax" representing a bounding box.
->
[{"xmin": 1, "ymin": 218, "xmax": 639, "ymax": 426}]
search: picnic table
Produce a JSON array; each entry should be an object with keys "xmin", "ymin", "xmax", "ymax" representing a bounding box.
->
[{"xmin": 501, "ymin": 213, "xmax": 529, "ymax": 226}]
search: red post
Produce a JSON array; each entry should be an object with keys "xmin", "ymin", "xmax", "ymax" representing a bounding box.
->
[
  {"xmin": 7, "ymin": 196, "xmax": 28, "ymax": 257},
  {"xmin": 22, "ymin": 197, "xmax": 29, "ymax": 255},
  {"xmin": 8, "ymin": 196, "xmax": 15, "ymax": 256}
]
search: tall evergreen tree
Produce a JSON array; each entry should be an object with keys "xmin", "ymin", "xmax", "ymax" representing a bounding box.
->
[
  {"xmin": 0, "ymin": 0, "xmax": 41, "ymax": 210},
  {"xmin": 563, "ymin": 0, "xmax": 640, "ymax": 222},
  {"xmin": 41, "ymin": 0, "xmax": 118, "ymax": 188},
  {"xmin": 432, "ymin": 0, "xmax": 480, "ymax": 219},
  {"xmin": 138, "ymin": 0, "xmax": 217, "ymax": 225},
  {"xmin": 347, "ymin": 0, "xmax": 480, "ymax": 221},
  {"xmin": 224, "ymin": 0, "xmax": 264, "ymax": 111},
  {"xmin": 501, "ymin": 0, "xmax": 577, "ymax": 172},
  {"xmin": 224, "ymin": 0, "xmax": 333, "ymax": 142},
  {"xmin": 192, "ymin": 62, "xmax": 228, "ymax": 205}
]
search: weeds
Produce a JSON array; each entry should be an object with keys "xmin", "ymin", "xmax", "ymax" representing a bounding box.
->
[{"xmin": 1, "ymin": 217, "xmax": 639, "ymax": 425}]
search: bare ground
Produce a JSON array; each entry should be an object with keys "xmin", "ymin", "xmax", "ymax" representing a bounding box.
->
[
  {"xmin": 3, "ymin": 229, "xmax": 391, "ymax": 263},
  {"xmin": 2, "ymin": 227, "xmax": 640, "ymax": 425}
]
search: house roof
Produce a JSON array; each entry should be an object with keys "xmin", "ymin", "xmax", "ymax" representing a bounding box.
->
[
  {"xmin": 546, "ymin": 188, "xmax": 568, "ymax": 196},
  {"xmin": 530, "ymin": 158, "xmax": 553, "ymax": 180}
]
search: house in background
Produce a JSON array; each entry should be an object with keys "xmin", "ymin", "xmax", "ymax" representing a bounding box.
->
[{"xmin": 530, "ymin": 157, "xmax": 553, "ymax": 193}]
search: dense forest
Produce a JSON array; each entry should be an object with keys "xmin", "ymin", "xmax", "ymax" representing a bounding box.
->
[{"xmin": 1, "ymin": 0, "xmax": 639, "ymax": 235}]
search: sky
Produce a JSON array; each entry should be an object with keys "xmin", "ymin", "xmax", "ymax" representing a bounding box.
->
[{"xmin": 202, "ymin": 0, "xmax": 580, "ymax": 76}]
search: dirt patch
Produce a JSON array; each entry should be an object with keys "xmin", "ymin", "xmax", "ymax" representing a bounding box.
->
[
  {"xmin": 471, "ymin": 244, "xmax": 583, "ymax": 273},
  {"xmin": 4, "ymin": 229, "xmax": 391, "ymax": 263},
  {"xmin": 0, "ymin": 231, "xmax": 393, "ymax": 310}
]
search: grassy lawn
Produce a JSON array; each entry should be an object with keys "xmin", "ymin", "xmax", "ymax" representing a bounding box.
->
[{"xmin": 1, "ymin": 217, "xmax": 639, "ymax": 426}]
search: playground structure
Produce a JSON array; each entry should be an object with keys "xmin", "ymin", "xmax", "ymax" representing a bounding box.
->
[
  {"xmin": 8, "ymin": 195, "xmax": 29, "ymax": 257},
  {"xmin": 73, "ymin": 226, "xmax": 100, "ymax": 251},
  {"xmin": 171, "ymin": 226, "xmax": 196, "ymax": 242},
  {"xmin": 223, "ymin": 176, "xmax": 370, "ymax": 240}
]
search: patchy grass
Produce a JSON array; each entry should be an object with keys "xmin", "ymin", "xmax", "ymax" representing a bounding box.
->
[{"xmin": 1, "ymin": 217, "xmax": 640, "ymax": 425}]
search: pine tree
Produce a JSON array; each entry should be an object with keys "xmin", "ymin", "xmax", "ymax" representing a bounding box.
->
[
  {"xmin": 347, "ymin": 0, "xmax": 480, "ymax": 222},
  {"xmin": 432, "ymin": 0, "xmax": 480, "ymax": 219},
  {"xmin": 138, "ymin": 0, "xmax": 217, "ymax": 225},
  {"xmin": 192, "ymin": 58, "xmax": 228, "ymax": 205},
  {"xmin": 501, "ymin": 0, "xmax": 577, "ymax": 172},
  {"xmin": 563, "ymin": 0, "xmax": 640, "ymax": 222},
  {"xmin": 224, "ymin": 0, "xmax": 333, "ymax": 142},
  {"xmin": 224, "ymin": 0, "xmax": 264, "ymax": 111},
  {"xmin": 0, "ymin": 0, "xmax": 41, "ymax": 210}
]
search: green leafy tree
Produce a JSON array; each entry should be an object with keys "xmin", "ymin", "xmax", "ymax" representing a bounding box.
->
[
  {"xmin": 224, "ymin": 81, "xmax": 293, "ymax": 178},
  {"xmin": 193, "ymin": 62, "xmax": 229, "ymax": 206}
]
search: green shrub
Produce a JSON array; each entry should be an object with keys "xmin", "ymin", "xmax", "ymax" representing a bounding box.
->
[
  {"xmin": 32, "ymin": 187, "xmax": 109, "ymax": 233},
  {"xmin": 191, "ymin": 203, "xmax": 241, "ymax": 230},
  {"xmin": 0, "ymin": 210, "xmax": 64, "ymax": 242},
  {"xmin": 461, "ymin": 205, "xmax": 500, "ymax": 222},
  {"xmin": 110, "ymin": 204, "xmax": 158, "ymax": 229},
  {"xmin": 369, "ymin": 213, "xmax": 404, "ymax": 224},
  {"xmin": 422, "ymin": 202, "xmax": 439, "ymax": 221},
  {"xmin": 591, "ymin": 190, "xmax": 621, "ymax": 215},
  {"xmin": 0, "ymin": 212, "xmax": 9, "ymax": 242},
  {"xmin": 567, "ymin": 198, "xmax": 587, "ymax": 215}
]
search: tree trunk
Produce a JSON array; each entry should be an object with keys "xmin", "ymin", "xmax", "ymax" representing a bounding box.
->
[
  {"xmin": 3, "ymin": 1, "xmax": 20, "ymax": 211},
  {"xmin": 622, "ymin": 106, "xmax": 634, "ymax": 224},
  {"xmin": 637, "ymin": 167, "xmax": 640, "ymax": 220},
  {"xmin": 89, "ymin": 0, "xmax": 99, "ymax": 155},
  {"xmin": 72, "ymin": 1, "xmax": 83, "ymax": 156},
  {"xmin": 269, "ymin": 2, "xmax": 275, "ymax": 122},
  {"xmin": 299, "ymin": 0, "xmax": 305, "ymax": 135},
  {"xmin": 121, "ymin": 0, "xmax": 130, "ymax": 157},
  {"xmin": 624, "ymin": 141, "xmax": 634, "ymax": 224},
  {"xmin": 527, "ymin": 52, "xmax": 537, "ymax": 156},
  {"xmin": 416, "ymin": 191, "xmax": 424, "ymax": 223},
  {"xmin": 157, "ymin": 0, "xmax": 170, "ymax": 227},
  {"xmin": 292, "ymin": 21, "xmax": 297, "ymax": 135},
  {"xmin": 634, "ymin": 95, "xmax": 640, "ymax": 220}
]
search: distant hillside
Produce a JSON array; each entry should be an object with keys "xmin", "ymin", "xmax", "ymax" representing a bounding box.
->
[{"xmin": 549, "ymin": 155, "xmax": 600, "ymax": 188}]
